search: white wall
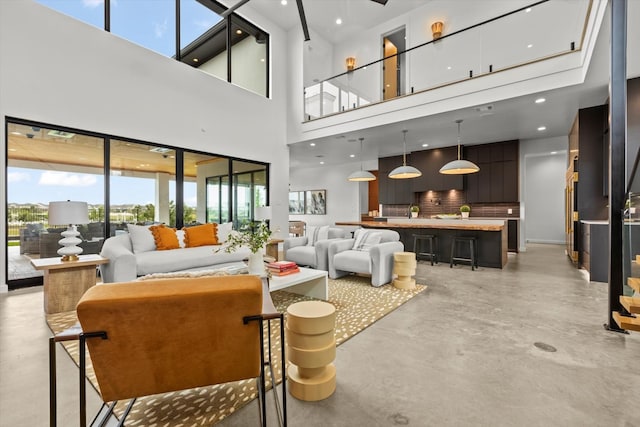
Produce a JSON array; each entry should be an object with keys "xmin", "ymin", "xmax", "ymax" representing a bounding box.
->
[
  {"xmin": 0, "ymin": 0, "xmax": 290, "ymax": 289},
  {"xmin": 519, "ymin": 136, "xmax": 568, "ymax": 249},
  {"xmin": 289, "ymin": 162, "xmax": 361, "ymax": 230}
]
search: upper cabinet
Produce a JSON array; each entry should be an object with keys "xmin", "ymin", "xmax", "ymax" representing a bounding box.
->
[
  {"xmin": 411, "ymin": 147, "xmax": 464, "ymax": 192},
  {"xmin": 465, "ymin": 140, "xmax": 519, "ymax": 203},
  {"xmin": 378, "ymin": 155, "xmax": 415, "ymax": 205}
]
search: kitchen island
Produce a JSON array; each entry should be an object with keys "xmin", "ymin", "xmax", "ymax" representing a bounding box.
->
[{"xmin": 335, "ymin": 218, "xmax": 508, "ymax": 268}]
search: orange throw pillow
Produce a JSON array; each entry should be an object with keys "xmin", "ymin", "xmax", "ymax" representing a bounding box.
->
[
  {"xmin": 183, "ymin": 223, "xmax": 218, "ymax": 247},
  {"xmin": 149, "ymin": 224, "xmax": 180, "ymax": 250}
]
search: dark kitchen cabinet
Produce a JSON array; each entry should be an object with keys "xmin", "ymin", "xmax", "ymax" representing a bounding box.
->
[
  {"xmin": 508, "ymin": 219, "xmax": 518, "ymax": 252},
  {"xmin": 378, "ymin": 155, "xmax": 414, "ymax": 204},
  {"xmin": 412, "ymin": 147, "xmax": 463, "ymax": 192},
  {"xmin": 465, "ymin": 140, "xmax": 519, "ymax": 203}
]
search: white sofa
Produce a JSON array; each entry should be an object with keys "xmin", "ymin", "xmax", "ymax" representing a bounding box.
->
[
  {"xmin": 283, "ymin": 226, "xmax": 348, "ymax": 271},
  {"xmin": 99, "ymin": 233, "xmax": 251, "ymax": 283},
  {"xmin": 328, "ymin": 229, "xmax": 403, "ymax": 287}
]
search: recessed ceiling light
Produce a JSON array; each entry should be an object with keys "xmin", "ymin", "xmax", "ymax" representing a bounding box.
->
[
  {"xmin": 550, "ymin": 151, "xmax": 557, "ymax": 154},
  {"xmin": 193, "ymin": 58, "xmax": 199, "ymax": 62},
  {"xmin": 281, "ymin": 0, "xmax": 287, "ymax": 4},
  {"xmin": 526, "ymin": 7, "xmax": 532, "ymax": 12},
  {"xmin": 336, "ymin": 18, "xmax": 342, "ymax": 25},
  {"xmin": 320, "ymin": 161, "xmax": 325, "ymax": 165},
  {"xmin": 447, "ymin": 66, "xmax": 452, "ymax": 70},
  {"xmin": 535, "ymin": 97, "xmax": 546, "ymax": 104},
  {"xmin": 527, "ymin": 44, "xmax": 533, "ymax": 48},
  {"xmin": 422, "ymin": 143, "xmax": 429, "ymax": 147},
  {"xmin": 350, "ymin": 154, "xmax": 355, "ymax": 158},
  {"xmin": 260, "ymin": 58, "xmax": 265, "ymax": 62},
  {"xmin": 236, "ymin": 29, "xmax": 242, "ymax": 35},
  {"xmin": 538, "ymin": 126, "xmax": 547, "ymax": 131},
  {"xmin": 310, "ymin": 142, "xmax": 316, "ymax": 147}
]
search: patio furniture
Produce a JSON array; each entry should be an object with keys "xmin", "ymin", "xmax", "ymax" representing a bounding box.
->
[{"xmin": 19, "ymin": 223, "xmax": 44, "ymax": 254}]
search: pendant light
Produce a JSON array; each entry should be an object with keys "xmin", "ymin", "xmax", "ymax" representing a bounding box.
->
[
  {"xmin": 439, "ymin": 119, "xmax": 480, "ymax": 175},
  {"xmin": 388, "ymin": 130, "xmax": 422, "ymax": 179},
  {"xmin": 348, "ymin": 137, "xmax": 376, "ymax": 182}
]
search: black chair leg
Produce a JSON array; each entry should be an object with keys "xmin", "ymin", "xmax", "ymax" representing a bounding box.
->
[{"xmin": 49, "ymin": 337, "xmax": 57, "ymax": 427}]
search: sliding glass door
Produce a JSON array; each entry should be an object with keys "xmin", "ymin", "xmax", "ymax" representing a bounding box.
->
[{"xmin": 5, "ymin": 118, "xmax": 269, "ymax": 289}]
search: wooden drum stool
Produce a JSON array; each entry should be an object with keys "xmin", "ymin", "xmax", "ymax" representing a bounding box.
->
[
  {"xmin": 393, "ymin": 251, "xmax": 417, "ymax": 290},
  {"xmin": 286, "ymin": 301, "xmax": 336, "ymax": 401}
]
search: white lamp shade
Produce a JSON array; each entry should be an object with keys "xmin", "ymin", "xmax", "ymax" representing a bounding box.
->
[
  {"xmin": 348, "ymin": 170, "xmax": 376, "ymax": 182},
  {"xmin": 388, "ymin": 165, "xmax": 422, "ymax": 179},
  {"xmin": 255, "ymin": 206, "xmax": 272, "ymax": 221},
  {"xmin": 48, "ymin": 201, "xmax": 89, "ymax": 225},
  {"xmin": 439, "ymin": 159, "xmax": 480, "ymax": 175}
]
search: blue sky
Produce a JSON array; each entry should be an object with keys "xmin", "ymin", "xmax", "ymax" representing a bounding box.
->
[
  {"xmin": 8, "ymin": 167, "xmax": 197, "ymax": 206},
  {"xmin": 36, "ymin": 0, "xmax": 222, "ymax": 56}
]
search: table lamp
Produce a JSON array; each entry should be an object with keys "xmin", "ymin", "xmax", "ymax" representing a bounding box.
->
[{"xmin": 48, "ymin": 201, "xmax": 89, "ymax": 261}]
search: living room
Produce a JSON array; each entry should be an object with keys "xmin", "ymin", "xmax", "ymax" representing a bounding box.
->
[{"xmin": 2, "ymin": 0, "xmax": 640, "ymax": 426}]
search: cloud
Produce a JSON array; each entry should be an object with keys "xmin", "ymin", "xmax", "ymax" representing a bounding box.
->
[
  {"xmin": 154, "ymin": 19, "xmax": 168, "ymax": 38},
  {"xmin": 39, "ymin": 171, "xmax": 97, "ymax": 187},
  {"xmin": 82, "ymin": 0, "xmax": 104, "ymax": 8},
  {"xmin": 8, "ymin": 172, "xmax": 30, "ymax": 183}
]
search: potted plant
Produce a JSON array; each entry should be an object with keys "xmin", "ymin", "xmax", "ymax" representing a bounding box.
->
[
  {"xmin": 410, "ymin": 205, "xmax": 420, "ymax": 218},
  {"xmin": 460, "ymin": 204, "xmax": 471, "ymax": 219},
  {"xmin": 222, "ymin": 220, "xmax": 272, "ymax": 274}
]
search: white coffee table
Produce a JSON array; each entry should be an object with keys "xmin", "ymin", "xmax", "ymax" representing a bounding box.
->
[{"xmin": 269, "ymin": 267, "xmax": 328, "ymax": 300}]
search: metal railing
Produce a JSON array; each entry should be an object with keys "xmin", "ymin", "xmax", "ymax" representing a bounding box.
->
[{"xmin": 303, "ymin": 0, "xmax": 591, "ymax": 121}]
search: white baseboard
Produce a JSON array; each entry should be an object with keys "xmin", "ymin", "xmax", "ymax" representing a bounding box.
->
[
  {"xmin": 525, "ymin": 239, "xmax": 565, "ymax": 245},
  {"xmin": 0, "ymin": 284, "xmax": 8, "ymax": 293}
]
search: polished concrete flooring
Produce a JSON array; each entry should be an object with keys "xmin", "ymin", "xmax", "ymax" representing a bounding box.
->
[{"xmin": 1, "ymin": 243, "xmax": 639, "ymax": 427}]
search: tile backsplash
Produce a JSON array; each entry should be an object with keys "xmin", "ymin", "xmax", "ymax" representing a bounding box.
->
[{"xmin": 381, "ymin": 190, "xmax": 520, "ymax": 218}]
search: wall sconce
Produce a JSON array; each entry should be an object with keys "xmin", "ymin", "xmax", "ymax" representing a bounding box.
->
[
  {"xmin": 431, "ymin": 21, "xmax": 444, "ymax": 40},
  {"xmin": 346, "ymin": 56, "xmax": 356, "ymax": 71}
]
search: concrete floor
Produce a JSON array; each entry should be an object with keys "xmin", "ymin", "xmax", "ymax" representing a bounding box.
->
[{"xmin": 1, "ymin": 243, "xmax": 639, "ymax": 427}]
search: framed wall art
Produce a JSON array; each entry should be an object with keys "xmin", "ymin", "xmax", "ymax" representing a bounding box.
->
[
  {"xmin": 305, "ymin": 189, "xmax": 326, "ymax": 215},
  {"xmin": 288, "ymin": 191, "xmax": 305, "ymax": 214}
]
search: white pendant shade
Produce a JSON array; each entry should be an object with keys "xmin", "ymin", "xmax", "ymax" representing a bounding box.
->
[
  {"xmin": 389, "ymin": 165, "xmax": 422, "ymax": 179},
  {"xmin": 388, "ymin": 130, "xmax": 422, "ymax": 180},
  {"xmin": 348, "ymin": 137, "xmax": 377, "ymax": 182},
  {"xmin": 439, "ymin": 119, "xmax": 479, "ymax": 175},
  {"xmin": 348, "ymin": 170, "xmax": 376, "ymax": 181},
  {"xmin": 439, "ymin": 159, "xmax": 480, "ymax": 174}
]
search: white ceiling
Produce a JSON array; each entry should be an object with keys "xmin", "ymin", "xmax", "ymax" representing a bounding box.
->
[{"xmin": 220, "ymin": 0, "xmax": 639, "ymax": 170}]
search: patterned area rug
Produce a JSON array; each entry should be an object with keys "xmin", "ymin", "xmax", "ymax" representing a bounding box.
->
[{"xmin": 47, "ymin": 275, "xmax": 426, "ymax": 426}]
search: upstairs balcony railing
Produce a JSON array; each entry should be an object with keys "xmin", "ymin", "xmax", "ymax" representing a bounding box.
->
[{"xmin": 303, "ymin": 0, "xmax": 592, "ymax": 121}]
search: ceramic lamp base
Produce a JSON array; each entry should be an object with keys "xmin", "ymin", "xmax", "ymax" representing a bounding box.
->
[{"xmin": 57, "ymin": 225, "xmax": 83, "ymax": 261}]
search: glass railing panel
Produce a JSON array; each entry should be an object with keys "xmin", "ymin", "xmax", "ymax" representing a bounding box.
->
[
  {"xmin": 410, "ymin": 29, "xmax": 483, "ymax": 91},
  {"xmin": 110, "ymin": 0, "xmax": 176, "ymax": 57},
  {"xmin": 304, "ymin": 0, "xmax": 591, "ymax": 121}
]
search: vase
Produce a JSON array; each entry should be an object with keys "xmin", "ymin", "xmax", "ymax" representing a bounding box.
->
[
  {"xmin": 248, "ymin": 252, "xmax": 264, "ymax": 275},
  {"xmin": 411, "ymin": 212, "xmax": 418, "ymax": 218},
  {"xmin": 461, "ymin": 212, "xmax": 470, "ymax": 219}
]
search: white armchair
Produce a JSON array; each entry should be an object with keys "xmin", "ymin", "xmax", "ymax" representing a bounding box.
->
[
  {"xmin": 328, "ymin": 229, "xmax": 404, "ymax": 287},
  {"xmin": 283, "ymin": 226, "xmax": 348, "ymax": 270}
]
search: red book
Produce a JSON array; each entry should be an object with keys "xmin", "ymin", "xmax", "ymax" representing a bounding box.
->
[
  {"xmin": 270, "ymin": 267, "xmax": 300, "ymax": 276},
  {"xmin": 267, "ymin": 260, "xmax": 297, "ymax": 269}
]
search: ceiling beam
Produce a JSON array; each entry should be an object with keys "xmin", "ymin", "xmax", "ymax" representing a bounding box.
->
[{"xmin": 296, "ymin": 0, "xmax": 310, "ymax": 41}]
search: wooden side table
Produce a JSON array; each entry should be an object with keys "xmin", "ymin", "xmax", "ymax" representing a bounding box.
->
[
  {"xmin": 30, "ymin": 254, "xmax": 109, "ymax": 314},
  {"xmin": 266, "ymin": 238, "xmax": 284, "ymax": 261}
]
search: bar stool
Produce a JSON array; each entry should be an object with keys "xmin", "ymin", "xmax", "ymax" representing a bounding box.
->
[
  {"xmin": 413, "ymin": 234, "xmax": 438, "ymax": 265},
  {"xmin": 450, "ymin": 236, "xmax": 478, "ymax": 270}
]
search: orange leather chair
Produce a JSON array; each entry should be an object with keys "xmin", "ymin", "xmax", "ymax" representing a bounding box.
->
[{"xmin": 49, "ymin": 275, "xmax": 286, "ymax": 427}]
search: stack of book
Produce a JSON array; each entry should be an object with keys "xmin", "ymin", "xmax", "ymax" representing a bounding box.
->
[{"xmin": 267, "ymin": 260, "xmax": 300, "ymax": 276}]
